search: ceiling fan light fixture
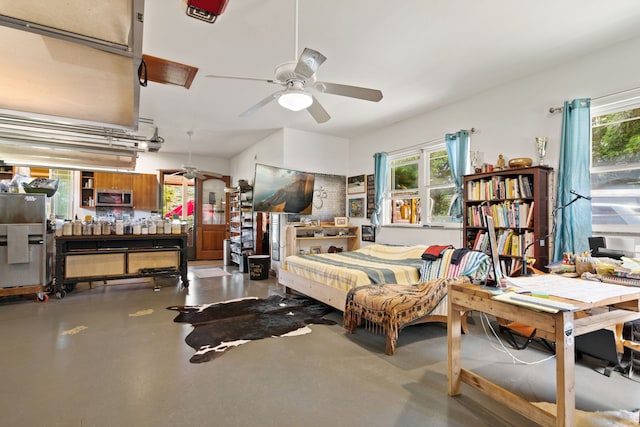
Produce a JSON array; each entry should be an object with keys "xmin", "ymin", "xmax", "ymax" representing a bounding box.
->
[{"xmin": 278, "ymin": 90, "xmax": 313, "ymax": 111}]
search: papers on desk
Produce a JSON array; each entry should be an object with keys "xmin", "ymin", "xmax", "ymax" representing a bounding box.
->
[
  {"xmin": 506, "ymin": 274, "xmax": 640, "ymax": 303},
  {"xmin": 492, "ymin": 292, "xmax": 572, "ymax": 313}
]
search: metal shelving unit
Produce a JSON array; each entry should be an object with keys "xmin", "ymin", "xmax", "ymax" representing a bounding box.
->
[{"xmin": 229, "ymin": 183, "xmax": 253, "ymax": 271}]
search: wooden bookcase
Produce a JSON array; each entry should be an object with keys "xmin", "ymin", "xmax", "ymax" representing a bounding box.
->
[{"xmin": 463, "ymin": 165, "xmax": 552, "ymax": 275}]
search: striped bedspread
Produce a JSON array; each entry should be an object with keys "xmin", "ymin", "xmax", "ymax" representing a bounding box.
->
[{"xmin": 283, "ymin": 244, "xmax": 427, "ymax": 292}]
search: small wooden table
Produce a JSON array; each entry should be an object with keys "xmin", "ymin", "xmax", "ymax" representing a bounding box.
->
[{"xmin": 447, "ymin": 281, "xmax": 640, "ymax": 427}]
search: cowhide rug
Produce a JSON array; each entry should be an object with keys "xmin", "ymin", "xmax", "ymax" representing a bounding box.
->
[{"xmin": 167, "ymin": 295, "xmax": 336, "ymax": 363}]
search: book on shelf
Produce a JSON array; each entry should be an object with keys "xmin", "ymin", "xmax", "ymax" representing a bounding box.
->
[{"xmin": 525, "ymin": 201, "xmax": 535, "ymax": 227}]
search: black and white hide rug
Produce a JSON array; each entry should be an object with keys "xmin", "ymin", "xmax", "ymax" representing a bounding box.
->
[{"xmin": 167, "ymin": 295, "xmax": 336, "ymax": 363}]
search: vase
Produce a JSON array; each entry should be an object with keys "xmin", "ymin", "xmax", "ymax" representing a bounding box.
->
[{"xmin": 535, "ymin": 137, "xmax": 548, "ymax": 166}]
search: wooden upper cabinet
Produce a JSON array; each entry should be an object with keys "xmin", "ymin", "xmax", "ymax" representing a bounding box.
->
[
  {"xmin": 87, "ymin": 171, "xmax": 157, "ymax": 211},
  {"xmin": 132, "ymin": 173, "xmax": 158, "ymax": 211},
  {"xmin": 94, "ymin": 172, "xmax": 133, "ymax": 190}
]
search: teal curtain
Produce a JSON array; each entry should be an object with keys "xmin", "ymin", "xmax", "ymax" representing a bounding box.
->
[
  {"xmin": 371, "ymin": 152, "xmax": 388, "ymax": 227},
  {"xmin": 445, "ymin": 130, "xmax": 470, "ymax": 221},
  {"xmin": 553, "ymin": 98, "xmax": 592, "ymax": 261}
]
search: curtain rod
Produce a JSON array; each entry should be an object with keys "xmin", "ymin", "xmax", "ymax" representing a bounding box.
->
[
  {"xmin": 548, "ymin": 85, "xmax": 640, "ymax": 113},
  {"xmin": 386, "ymin": 128, "xmax": 476, "ymax": 155}
]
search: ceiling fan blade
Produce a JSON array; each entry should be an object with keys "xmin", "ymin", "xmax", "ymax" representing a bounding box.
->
[
  {"xmin": 314, "ymin": 81, "xmax": 383, "ymax": 102},
  {"xmin": 307, "ymin": 96, "xmax": 331, "ymax": 124},
  {"xmin": 240, "ymin": 91, "xmax": 282, "ymax": 117},
  {"xmin": 205, "ymin": 74, "xmax": 279, "ymax": 84},
  {"xmin": 294, "ymin": 48, "xmax": 327, "ymax": 79}
]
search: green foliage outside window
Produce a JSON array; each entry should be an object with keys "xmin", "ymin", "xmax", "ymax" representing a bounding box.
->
[
  {"xmin": 592, "ymin": 108, "xmax": 640, "ymax": 166},
  {"xmin": 429, "ymin": 149, "xmax": 453, "ymax": 186},
  {"xmin": 392, "ymin": 155, "xmax": 419, "ymax": 190}
]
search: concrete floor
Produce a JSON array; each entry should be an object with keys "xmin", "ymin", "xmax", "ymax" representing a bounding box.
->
[{"xmin": 0, "ymin": 263, "xmax": 639, "ymax": 427}]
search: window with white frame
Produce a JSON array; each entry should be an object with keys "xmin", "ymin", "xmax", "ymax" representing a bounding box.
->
[
  {"xmin": 50, "ymin": 169, "xmax": 73, "ymax": 219},
  {"xmin": 590, "ymin": 90, "xmax": 640, "ymax": 230},
  {"xmin": 385, "ymin": 142, "xmax": 457, "ymax": 226}
]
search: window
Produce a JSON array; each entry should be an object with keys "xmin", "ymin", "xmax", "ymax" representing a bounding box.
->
[
  {"xmin": 161, "ymin": 171, "xmax": 195, "ymax": 228},
  {"xmin": 390, "ymin": 154, "xmax": 420, "ymax": 224},
  {"xmin": 50, "ymin": 169, "xmax": 73, "ymax": 219},
  {"xmin": 385, "ymin": 142, "xmax": 457, "ymax": 226},
  {"xmin": 591, "ymin": 90, "xmax": 640, "ymax": 230},
  {"xmin": 427, "ymin": 146, "xmax": 456, "ymax": 223}
]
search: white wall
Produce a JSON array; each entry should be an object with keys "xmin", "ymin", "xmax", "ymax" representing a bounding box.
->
[
  {"xmin": 136, "ymin": 151, "xmax": 230, "ymax": 176},
  {"xmin": 229, "ymin": 128, "xmax": 349, "ymax": 185},
  {"xmin": 229, "ymin": 129, "xmax": 284, "ymax": 185},
  {"xmin": 349, "ymin": 35, "xmax": 640, "ymax": 248},
  {"xmin": 282, "ymin": 129, "xmax": 349, "ymax": 175}
]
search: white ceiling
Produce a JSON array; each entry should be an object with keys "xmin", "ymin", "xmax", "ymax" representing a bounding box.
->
[{"xmin": 138, "ymin": 1, "xmax": 640, "ymax": 157}]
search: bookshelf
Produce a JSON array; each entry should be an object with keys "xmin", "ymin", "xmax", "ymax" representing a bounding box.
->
[
  {"xmin": 285, "ymin": 225, "xmax": 360, "ymax": 258},
  {"xmin": 229, "ymin": 184, "xmax": 253, "ymax": 271},
  {"xmin": 463, "ymin": 165, "xmax": 552, "ymax": 275}
]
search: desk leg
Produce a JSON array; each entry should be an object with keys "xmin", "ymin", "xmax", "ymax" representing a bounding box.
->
[
  {"xmin": 555, "ymin": 311, "xmax": 576, "ymax": 427},
  {"xmin": 448, "ymin": 297, "xmax": 462, "ymax": 396}
]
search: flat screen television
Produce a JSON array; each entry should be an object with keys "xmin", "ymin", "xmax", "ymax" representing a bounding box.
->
[{"xmin": 252, "ymin": 164, "xmax": 315, "ymax": 214}]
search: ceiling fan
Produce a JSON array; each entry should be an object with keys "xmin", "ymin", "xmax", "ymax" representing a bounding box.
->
[
  {"xmin": 173, "ymin": 131, "xmax": 221, "ymax": 180},
  {"xmin": 205, "ymin": 1, "xmax": 383, "ymax": 123}
]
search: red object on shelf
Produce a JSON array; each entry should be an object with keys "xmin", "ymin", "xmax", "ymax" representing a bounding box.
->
[{"xmin": 186, "ymin": 0, "xmax": 229, "ymax": 23}]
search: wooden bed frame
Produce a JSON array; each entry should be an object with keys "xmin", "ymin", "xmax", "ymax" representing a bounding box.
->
[{"xmin": 277, "ymin": 267, "xmax": 469, "ymax": 333}]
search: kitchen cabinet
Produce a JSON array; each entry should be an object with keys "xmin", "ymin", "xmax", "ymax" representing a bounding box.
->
[
  {"xmin": 54, "ymin": 234, "xmax": 189, "ymax": 295},
  {"xmin": 132, "ymin": 173, "xmax": 158, "ymax": 210},
  {"xmin": 81, "ymin": 171, "xmax": 95, "ymax": 208},
  {"xmin": 95, "ymin": 171, "xmax": 133, "ymax": 190},
  {"xmin": 0, "ymin": 165, "xmax": 14, "ymax": 181},
  {"xmin": 80, "ymin": 171, "xmax": 158, "ymax": 210}
]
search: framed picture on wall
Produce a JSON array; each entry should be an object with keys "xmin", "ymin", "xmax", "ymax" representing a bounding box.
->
[
  {"xmin": 334, "ymin": 217, "xmax": 348, "ymax": 226},
  {"xmin": 366, "ymin": 173, "xmax": 375, "ymax": 218},
  {"xmin": 349, "ymin": 198, "xmax": 365, "ymax": 217},
  {"xmin": 361, "ymin": 225, "xmax": 375, "ymax": 242},
  {"xmin": 347, "ymin": 174, "xmax": 366, "ymax": 194}
]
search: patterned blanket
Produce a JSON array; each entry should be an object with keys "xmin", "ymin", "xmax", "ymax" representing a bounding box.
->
[
  {"xmin": 283, "ymin": 244, "xmax": 427, "ymax": 292},
  {"xmin": 344, "ymin": 276, "xmax": 472, "ymax": 355},
  {"xmin": 343, "ymin": 248, "xmax": 490, "ymax": 355}
]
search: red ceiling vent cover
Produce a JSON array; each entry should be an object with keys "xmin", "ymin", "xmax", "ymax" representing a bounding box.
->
[{"xmin": 186, "ymin": 0, "xmax": 229, "ymax": 23}]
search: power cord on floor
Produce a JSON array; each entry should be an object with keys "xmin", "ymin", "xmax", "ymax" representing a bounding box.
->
[{"xmin": 479, "ymin": 312, "xmax": 556, "ymax": 365}]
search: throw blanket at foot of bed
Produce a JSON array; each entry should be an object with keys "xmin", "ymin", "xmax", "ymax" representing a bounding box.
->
[{"xmin": 344, "ymin": 276, "xmax": 471, "ymax": 355}]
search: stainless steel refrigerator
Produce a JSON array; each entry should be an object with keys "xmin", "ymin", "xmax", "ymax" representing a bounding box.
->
[{"xmin": 0, "ymin": 193, "xmax": 47, "ymax": 288}]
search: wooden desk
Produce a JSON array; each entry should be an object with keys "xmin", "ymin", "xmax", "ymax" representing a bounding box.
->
[{"xmin": 447, "ymin": 282, "xmax": 640, "ymax": 427}]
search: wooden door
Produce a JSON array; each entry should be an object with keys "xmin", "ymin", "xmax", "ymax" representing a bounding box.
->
[{"xmin": 196, "ymin": 175, "xmax": 230, "ymax": 260}]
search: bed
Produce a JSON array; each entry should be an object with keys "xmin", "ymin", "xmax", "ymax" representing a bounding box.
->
[
  {"xmin": 278, "ymin": 244, "xmax": 427, "ymax": 309},
  {"xmin": 278, "ymin": 244, "xmax": 490, "ymax": 345}
]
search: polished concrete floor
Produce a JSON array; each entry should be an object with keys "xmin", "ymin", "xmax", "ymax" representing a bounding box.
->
[{"xmin": 1, "ymin": 262, "xmax": 639, "ymax": 427}]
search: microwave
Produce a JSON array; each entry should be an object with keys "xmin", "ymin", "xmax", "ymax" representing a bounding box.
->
[{"xmin": 95, "ymin": 189, "xmax": 133, "ymax": 207}]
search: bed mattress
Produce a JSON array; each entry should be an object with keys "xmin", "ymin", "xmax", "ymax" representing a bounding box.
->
[{"xmin": 283, "ymin": 244, "xmax": 427, "ymax": 292}]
